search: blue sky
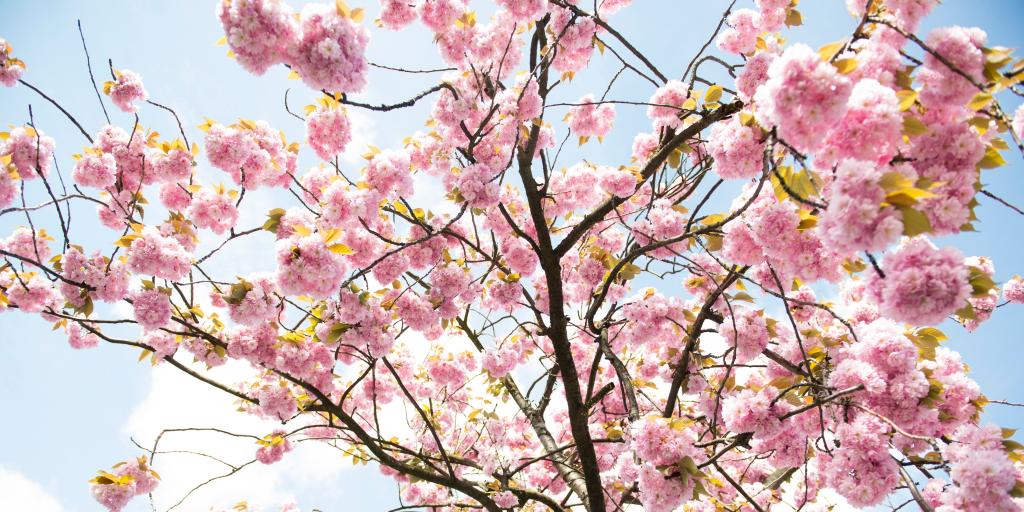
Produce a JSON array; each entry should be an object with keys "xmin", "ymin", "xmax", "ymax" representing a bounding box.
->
[{"xmin": 0, "ymin": 1, "xmax": 1022, "ymax": 511}]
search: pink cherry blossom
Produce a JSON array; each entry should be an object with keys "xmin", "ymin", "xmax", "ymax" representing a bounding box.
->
[
  {"xmin": 753, "ymin": 43, "xmax": 853, "ymax": 153},
  {"xmin": 0, "ymin": 38, "xmax": 25, "ymax": 86},
  {"xmin": 1, "ymin": 125, "xmax": 55, "ymax": 180},
  {"xmin": 127, "ymin": 226, "xmax": 193, "ymax": 282},
  {"xmin": 379, "ymin": 0, "xmax": 418, "ymax": 30},
  {"xmin": 566, "ymin": 94, "xmax": 615, "ymax": 139},
  {"xmin": 187, "ymin": 187, "xmax": 239, "ymax": 234},
  {"xmin": 707, "ymin": 115, "xmax": 765, "ymax": 180},
  {"xmin": 306, "ymin": 103, "xmax": 352, "ymax": 161},
  {"xmin": 107, "ymin": 69, "xmax": 148, "ymax": 113},
  {"xmin": 217, "ymin": 0, "xmax": 298, "ymax": 75},
  {"xmin": 132, "ymin": 288, "xmax": 172, "ymax": 331},
  {"xmin": 866, "ymin": 236, "xmax": 970, "ymax": 325},
  {"xmin": 290, "ymin": 3, "xmax": 370, "ymax": 93},
  {"xmin": 1003, "ymin": 275, "xmax": 1024, "ymax": 304}
]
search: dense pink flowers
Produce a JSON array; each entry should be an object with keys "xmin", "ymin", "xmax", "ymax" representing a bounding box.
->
[
  {"xmin": 67, "ymin": 323, "xmax": 100, "ymax": 349},
  {"xmin": 306, "ymin": 102, "xmax": 352, "ymax": 161},
  {"xmin": 73, "ymin": 150, "xmax": 118, "ymax": 188},
  {"xmin": 1004, "ymin": 275, "xmax": 1024, "ymax": 304},
  {"xmin": 918, "ymin": 26, "xmax": 987, "ymax": 114},
  {"xmin": 707, "ymin": 115, "xmax": 765, "ymax": 179},
  {"xmin": 716, "ymin": 9, "xmax": 760, "ymax": 55},
  {"xmin": 2, "ymin": 226, "xmax": 51, "ymax": 262},
  {"xmin": 126, "ymin": 226, "xmax": 193, "ymax": 281},
  {"xmin": 718, "ymin": 307, "xmax": 770, "ymax": 363},
  {"xmin": 867, "ymin": 236, "xmax": 970, "ymax": 325},
  {"xmin": 217, "ymin": 0, "xmax": 298, "ymax": 74},
  {"xmin": 90, "ymin": 457, "xmax": 160, "ymax": 512},
  {"xmin": 1, "ymin": 125, "xmax": 55, "ymax": 179},
  {"xmin": 636, "ymin": 462, "xmax": 693, "ymax": 512},
  {"xmin": 753, "ymin": 43, "xmax": 853, "ymax": 153},
  {"xmin": 816, "ymin": 160, "xmax": 904, "ymax": 253},
  {"xmin": 132, "ymin": 288, "xmax": 172, "ymax": 331},
  {"xmin": 647, "ymin": 80, "xmax": 692, "ymax": 132},
  {"xmin": 187, "ymin": 187, "xmax": 239, "ymax": 234},
  {"xmin": 290, "ymin": 3, "xmax": 370, "ymax": 93},
  {"xmin": 366, "ymin": 149, "xmax": 413, "ymax": 199},
  {"xmin": 822, "ymin": 415, "xmax": 899, "ymax": 507},
  {"xmin": 106, "ymin": 69, "xmax": 148, "ymax": 113},
  {"xmin": 1013, "ymin": 104, "xmax": 1024, "ymax": 141},
  {"xmin": 256, "ymin": 430, "xmax": 293, "ymax": 464},
  {"xmin": 379, "ymin": 0, "xmax": 418, "ymax": 30},
  {"xmin": 566, "ymin": 94, "xmax": 615, "ymax": 140},
  {"xmin": 0, "ymin": 38, "xmax": 25, "ymax": 87},
  {"xmin": 224, "ymin": 274, "xmax": 280, "ymax": 325},
  {"xmin": 204, "ymin": 119, "xmax": 296, "ymax": 188},
  {"xmin": 60, "ymin": 247, "xmax": 130, "ymax": 305},
  {"xmin": 275, "ymin": 233, "xmax": 347, "ymax": 299},
  {"xmin": 817, "ymin": 78, "xmax": 903, "ymax": 166}
]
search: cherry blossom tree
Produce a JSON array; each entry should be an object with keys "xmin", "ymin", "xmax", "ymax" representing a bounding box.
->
[{"xmin": 3, "ymin": 0, "xmax": 1024, "ymax": 511}]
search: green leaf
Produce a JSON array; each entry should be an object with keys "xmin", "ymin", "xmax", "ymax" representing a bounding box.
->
[
  {"xmin": 898, "ymin": 207, "xmax": 931, "ymax": 236},
  {"xmin": 704, "ymin": 85, "xmax": 723, "ymax": 104}
]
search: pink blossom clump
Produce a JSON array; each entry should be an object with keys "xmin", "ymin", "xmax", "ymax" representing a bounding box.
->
[
  {"xmin": 187, "ymin": 187, "xmax": 239, "ymax": 234},
  {"xmin": 917, "ymin": 27, "xmax": 986, "ymax": 114},
  {"xmin": 132, "ymin": 288, "xmax": 172, "ymax": 331},
  {"xmin": 224, "ymin": 274, "xmax": 280, "ymax": 326},
  {"xmin": 142, "ymin": 330, "xmax": 179, "ymax": 360},
  {"xmin": 866, "ymin": 236, "xmax": 970, "ymax": 326},
  {"xmin": 722, "ymin": 388, "xmax": 785, "ymax": 438},
  {"xmin": 630, "ymin": 414, "xmax": 701, "ymax": 467},
  {"xmin": 707, "ymin": 115, "xmax": 765, "ymax": 180},
  {"xmin": 716, "ymin": 9, "xmax": 760, "ymax": 55},
  {"xmin": 566, "ymin": 94, "xmax": 615, "ymax": 140},
  {"xmin": 0, "ymin": 38, "xmax": 26, "ymax": 87},
  {"xmin": 1, "ymin": 125, "xmax": 55, "ymax": 180},
  {"xmin": 275, "ymin": 233, "xmax": 347, "ymax": 299},
  {"xmin": 90, "ymin": 457, "xmax": 160, "ymax": 512},
  {"xmin": 1, "ymin": 226, "xmax": 51, "ymax": 262},
  {"xmin": 365, "ymin": 148, "xmax": 413, "ymax": 199},
  {"xmin": 204, "ymin": 119, "xmax": 296, "ymax": 188},
  {"xmin": 1003, "ymin": 276, "xmax": 1024, "ymax": 304},
  {"xmin": 495, "ymin": 0, "xmax": 546, "ymax": 22},
  {"xmin": 937, "ymin": 424, "xmax": 1021, "ymax": 511},
  {"xmin": 817, "ymin": 160, "xmax": 904, "ymax": 254},
  {"xmin": 306, "ymin": 102, "xmax": 352, "ymax": 161},
  {"xmin": 67, "ymin": 323, "xmax": 100, "ymax": 349},
  {"xmin": 548, "ymin": 6, "xmax": 597, "ymax": 73},
  {"xmin": 0, "ymin": 168, "xmax": 16, "ymax": 209},
  {"xmin": 817, "ymin": 78, "xmax": 903, "ymax": 167},
  {"xmin": 717, "ymin": 307, "xmax": 770, "ymax": 363},
  {"xmin": 126, "ymin": 226, "xmax": 193, "ymax": 282},
  {"xmin": 1013, "ymin": 104, "xmax": 1024, "ymax": 140},
  {"xmin": 217, "ymin": 0, "xmax": 298, "ymax": 75},
  {"xmin": 636, "ymin": 461, "xmax": 693, "ymax": 512},
  {"xmin": 753, "ymin": 43, "xmax": 853, "ymax": 153},
  {"xmin": 290, "ymin": 3, "xmax": 370, "ymax": 93},
  {"xmin": 3, "ymin": 272, "xmax": 60, "ymax": 314},
  {"xmin": 492, "ymin": 490, "xmax": 518, "ymax": 509},
  {"xmin": 73, "ymin": 150, "xmax": 118, "ymax": 189},
  {"xmin": 822, "ymin": 415, "xmax": 900, "ymax": 507},
  {"xmin": 256, "ymin": 430, "xmax": 293, "ymax": 464},
  {"xmin": 107, "ymin": 69, "xmax": 148, "ymax": 113},
  {"xmin": 59, "ymin": 248, "xmax": 130, "ymax": 305},
  {"xmin": 647, "ymin": 80, "xmax": 692, "ymax": 132},
  {"xmin": 735, "ymin": 51, "xmax": 776, "ymax": 102},
  {"xmin": 379, "ymin": 0, "xmax": 418, "ymax": 30}
]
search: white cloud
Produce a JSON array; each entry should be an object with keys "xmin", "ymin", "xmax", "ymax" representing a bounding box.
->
[
  {"xmin": 123, "ymin": 360, "xmax": 349, "ymax": 511},
  {"xmin": 339, "ymin": 109, "xmax": 377, "ymax": 165},
  {"xmin": 0, "ymin": 466, "xmax": 65, "ymax": 512}
]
